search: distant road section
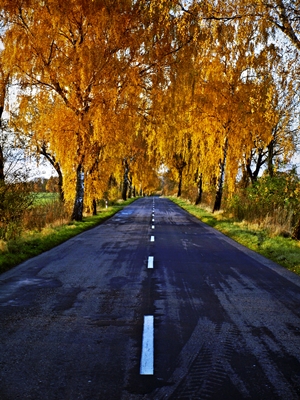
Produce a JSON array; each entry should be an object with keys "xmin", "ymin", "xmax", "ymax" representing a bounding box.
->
[{"xmin": 1, "ymin": 197, "xmax": 300, "ymax": 399}]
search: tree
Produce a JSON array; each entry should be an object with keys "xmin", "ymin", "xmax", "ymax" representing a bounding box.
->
[
  {"xmin": 0, "ymin": 1, "xmax": 152, "ymax": 218},
  {"xmin": 1, "ymin": 0, "xmax": 188, "ymax": 220}
]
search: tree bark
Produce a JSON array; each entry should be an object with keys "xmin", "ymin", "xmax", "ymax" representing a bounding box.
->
[
  {"xmin": 0, "ymin": 143, "xmax": 4, "ymax": 183},
  {"xmin": 0, "ymin": 88, "xmax": 6, "ymax": 183},
  {"xmin": 195, "ymin": 173, "xmax": 203, "ymax": 205},
  {"xmin": 40, "ymin": 143, "xmax": 64, "ymax": 202},
  {"xmin": 128, "ymin": 176, "xmax": 132, "ymax": 199},
  {"xmin": 267, "ymin": 139, "xmax": 274, "ymax": 177},
  {"xmin": 122, "ymin": 159, "xmax": 129, "ymax": 201},
  {"xmin": 92, "ymin": 198, "xmax": 97, "ymax": 216},
  {"xmin": 0, "ymin": 144, "xmax": 4, "ymax": 214},
  {"xmin": 71, "ymin": 164, "xmax": 84, "ymax": 221},
  {"xmin": 177, "ymin": 169, "xmax": 183, "ymax": 197},
  {"xmin": 213, "ymin": 137, "xmax": 228, "ymax": 212}
]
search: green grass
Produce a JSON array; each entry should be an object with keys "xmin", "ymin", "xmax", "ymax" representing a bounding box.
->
[
  {"xmin": 169, "ymin": 196, "xmax": 300, "ymax": 276},
  {"xmin": 32, "ymin": 192, "xmax": 60, "ymax": 205},
  {"xmin": 0, "ymin": 198, "xmax": 137, "ymax": 274}
]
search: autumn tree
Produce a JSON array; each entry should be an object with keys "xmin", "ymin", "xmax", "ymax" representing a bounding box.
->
[
  {"xmin": 1, "ymin": 0, "xmax": 192, "ymax": 219},
  {"xmin": 0, "ymin": 1, "xmax": 162, "ymax": 219},
  {"xmin": 1, "ymin": 0, "xmax": 299, "ymax": 227}
]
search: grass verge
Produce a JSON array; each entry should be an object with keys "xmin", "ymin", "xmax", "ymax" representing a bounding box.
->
[
  {"xmin": 0, "ymin": 198, "xmax": 136, "ymax": 275},
  {"xmin": 169, "ymin": 196, "xmax": 300, "ymax": 276}
]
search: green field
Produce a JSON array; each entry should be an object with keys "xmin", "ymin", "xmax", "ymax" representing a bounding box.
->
[{"xmin": 32, "ymin": 192, "xmax": 60, "ymax": 205}]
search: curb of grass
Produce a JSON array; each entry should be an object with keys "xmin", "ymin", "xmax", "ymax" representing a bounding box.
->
[
  {"xmin": 0, "ymin": 198, "xmax": 137, "ymax": 274},
  {"xmin": 168, "ymin": 196, "xmax": 300, "ymax": 277}
]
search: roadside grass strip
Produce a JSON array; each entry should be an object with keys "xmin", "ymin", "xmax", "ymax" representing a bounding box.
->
[{"xmin": 140, "ymin": 315, "xmax": 154, "ymax": 375}]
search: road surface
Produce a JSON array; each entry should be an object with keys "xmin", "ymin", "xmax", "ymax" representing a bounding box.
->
[{"xmin": 1, "ymin": 197, "xmax": 300, "ymax": 399}]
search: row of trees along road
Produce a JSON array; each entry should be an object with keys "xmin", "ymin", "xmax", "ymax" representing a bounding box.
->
[{"xmin": 0, "ymin": 1, "xmax": 299, "ymax": 233}]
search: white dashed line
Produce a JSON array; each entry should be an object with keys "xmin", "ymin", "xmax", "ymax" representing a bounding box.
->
[
  {"xmin": 140, "ymin": 315, "xmax": 154, "ymax": 375},
  {"xmin": 152, "ymin": 225, "xmax": 155, "ymax": 229},
  {"xmin": 148, "ymin": 256, "xmax": 154, "ymax": 269},
  {"xmin": 150, "ymin": 236, "xmax": 155, "ymax": 242}
]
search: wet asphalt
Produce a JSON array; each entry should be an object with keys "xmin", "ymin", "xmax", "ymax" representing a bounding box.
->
[{"xmin": 0, "ymin": 197, "xmax": 300, "ymax": 399}]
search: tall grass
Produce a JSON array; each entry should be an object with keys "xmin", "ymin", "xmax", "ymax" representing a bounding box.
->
[{"xmin": 23, "ymin": 198, "xmax": 69, "ymax": 231}]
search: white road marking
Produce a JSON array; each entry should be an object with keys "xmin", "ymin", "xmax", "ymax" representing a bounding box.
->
[
  {"xmin": 150, "ymin": 236, "xmax": 155, "ymax": 242},
  {"xmin": 140, "ymin": 315, "xmax": 154, "ymax": 375},
  {"xmin": 152, "ymin": 225, "xmax": 155, "ymax": 229},
  {"xmin": 152, "ymin": 218, "xmax": 155, "ymax": 222},
  {"xmin": 148, "ymin": 256, "xmax": 154, "ymax": 269}
]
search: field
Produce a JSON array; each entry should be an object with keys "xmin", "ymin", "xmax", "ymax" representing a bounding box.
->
[{"xmin": 32, "ymin": 192, "xmax": 60, "ymax": 204}]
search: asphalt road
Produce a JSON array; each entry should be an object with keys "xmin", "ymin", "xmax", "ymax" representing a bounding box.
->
[{"xmin": 1, "ymin": 197, "xmax": 300, "ymax": 399}]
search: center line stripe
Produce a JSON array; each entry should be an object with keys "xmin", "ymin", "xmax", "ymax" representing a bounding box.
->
[
  {"xmin": 140, "ymin": 315, "xmax": 154, "ymax": 375},
  {"xmin": 152, "ymin": 225, "xmax": 155, "ymax": 229},
  {"xmin": 150, "ymin": 236, "xmax": 155, "ymax": 242},
  {"xmin": 148, "ymin": 256, "xmax": 154, "ymax": 269}
]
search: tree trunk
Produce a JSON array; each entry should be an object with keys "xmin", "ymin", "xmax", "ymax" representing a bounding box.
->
[
  {"xmin": 71, "ymin": 164, "xmax": 84, "ymax": 221},
  {"xmin": 128, "ymin": 177, "xmax": 132, "ymax": 199},
  {"xmin": 92, "ymin": 198, "xmax": 97, "ymax": 216},
  {"xmin": 173, "ymin": 154, "xmax": 187, "ymax": 198},
  {"xmin": 240, "ymin": 165, "xmax": 250, "ymax": 189},
  {"xmin": 177, "ymin": 169, "xmax": 183, "ymax": 197},
  {"xmin": 0, "ymin": 143, "xmax": 4, "ymax": 183},
  {"xmin": 267, "ymin": 139, "xmax": 274, "ymax": 177},
  {"xmin": 245, "ymin": 157, "xmax": 254, "ymax": 184},
  {"xmin": 0, "ymin": 143, "xmax": 4, "ymax": 213},
  {"xmin": 40, "ymin": 144, "xmax": 64, "ymax": 202},
  {"xmin": 243, "ymin": 148, "xmax": 265, "ymax": 187},
  {"xmin": 195, "ymin": 173, "xmax": 203, "ymax": 205},
  {"xmin": 213, "ymin": 137, "xmax": 228, "ymax": 213},
  {"xmin": 122, "ymin": 159, "xmax": 129, "ymax": 201},
  {"xmin": 57, "ymin": 169, "xmax": 64, "ymax": 203}
]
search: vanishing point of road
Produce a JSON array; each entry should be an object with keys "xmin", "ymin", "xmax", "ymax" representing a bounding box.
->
[{"xmin": 1, "ymin": 197, "xmax": 300, "ymax": 399}]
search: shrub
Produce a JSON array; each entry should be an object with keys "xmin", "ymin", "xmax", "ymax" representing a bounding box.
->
[
  {"xmin": 226, "ymin": 171, "xmax": 300, "ymax": 236},
  {"xmin": 0, "ymin": 181, "xmax": 35, "ymax": 240}
]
